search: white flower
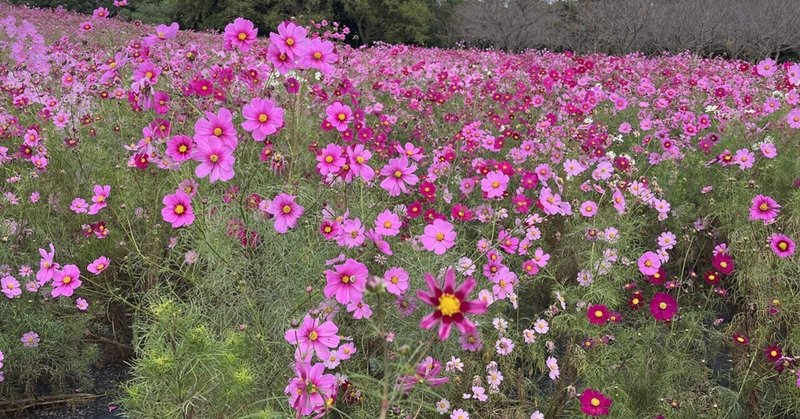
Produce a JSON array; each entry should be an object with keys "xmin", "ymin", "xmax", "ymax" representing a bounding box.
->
[{"xmin": 435, "ymin": 399, "xmax": 451, "ymax": 414}]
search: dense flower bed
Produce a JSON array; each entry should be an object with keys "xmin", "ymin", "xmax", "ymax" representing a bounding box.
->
[{"xmin": 0, "ymin": 3, "xmax": 798, "ymax": 418}]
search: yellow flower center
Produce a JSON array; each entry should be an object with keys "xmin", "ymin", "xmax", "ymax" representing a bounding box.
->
[
  {"xmin": 659, "ymin": 302, "xmax": 667, "ymax": 310},
  {"xmin": 594, "ymin": 310, "xmax": 604, "ymax": 318},
  {"xmin": 759, "ymin": 203, "xmax": 768, "ymax": 211},
  {"xmin": 286, "ymin": 38, "xmax": 295, "ymax": 46},
  {"xmin": 491, "ymin": 181, "xmax": 500, "ymax": 188},
  {"xmin": 96, "ymin": 264, "xmax": 105, "ymax": 271},
  {"xmin": 174, "ymin": 204, "xmax": 185, "ymax": 215},
  {"xmin": 259, "ymin": 114, "xmax": 268, "ymax": 123},
  {"xmin": 591, "ymin": 398, "xmax": 601, "ymax": 407},
  {"xmin": 178, "ymin": 144, "xmax": 188, "ymax": 153},
  {"xmin": 394, "ymin": 170, "xmax": 403, "ymax": 178},
  {"xmin": 778, "ymin": 242, "xmax": 788, "ymax": 251},
  {"xmin": 308, "ymin": 331, "xmax": 318, "ymax": 341},
  {"xmin": 62, "ymin": 276, "xmax": 72, "ymax": 284},
  {"xmin": 209, "ymin": 154, "xmax": 219, "ymax": 163},
  {"xmin": 390, "ymin": 276, "xmax": 399, "ymax": 284},
  {"xmin": 282, "ymin": 205, "xmax": 292, "ymax": 214},
  {"xmin": 341, "ymin": 275, "xmax": 351, "ymax": 284},
  {"xmin": 644, "ymin": 260, "xmax": 652, "ymax": 267},
  {"xmin": 438, "ymin": 293, "xmax": 461, "ymax": 316},
  {"xmin": 237, "ymin": 32, "xmax": 247, "ymax": 41},
  {"xmin": 383, "ymin": 221, "xmax": 393, "ymax": 228},
  {"xmin": 435, "ymin": 232, "xmax": 445, "ymax": 241},
  {"xmin": 720, "ymin": 261, "xmax": 727, "ymax": 268},
  {"xmin": 356, "ymin": 156, "xmax": 365, "ymax": 164},
  {"xmin": 325, "ymin": 155, "xmax": 334, "ymax": 163},
  {"xmin": 771, "ymin": 350, "xmax": 778, "ymax": 357},
  {"xmin": 213, "ymin": 127, "xmax": 223, "ymax": 137},
  {"xmin": 632, "ymin": 298, "xmax": 640, "ymax": 305},
  {"xmin": 313, "ymin": 51, "xmax": 322, "ymax": 60},
  {"xmin": 145, "ymin": 71, "xmax": 153, "ymax": 79}
]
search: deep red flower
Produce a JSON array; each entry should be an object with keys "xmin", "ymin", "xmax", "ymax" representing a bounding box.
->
[
  {"xmin": 649, "ymin": 292, "xmax": 678, "ymax": 322},
  {"xmin": 580, "ymin": 388, "xmax": 612, "ymax": 416},
  {"xmin": 587, "ymin": 304, "xmax": 610, "ymax": 325}
]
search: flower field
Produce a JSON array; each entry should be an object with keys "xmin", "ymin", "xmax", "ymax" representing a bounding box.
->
[{"xmin": 0, "ymin": 4, "xmax": 799, "ymax": 419}]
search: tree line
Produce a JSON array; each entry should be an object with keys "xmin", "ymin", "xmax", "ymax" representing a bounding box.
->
[{"xmin": 10, "ymin": 0, "xmax": 800, "ymax": 61}]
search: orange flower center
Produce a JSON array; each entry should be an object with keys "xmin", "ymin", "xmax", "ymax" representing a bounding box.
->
[
  {"xmin": 213, "ymin": 127, "xmax": 223, "ymax": 137},
  {"xmin": 174, "ymin": 204, "xmax": 185, "ymax": 215}
]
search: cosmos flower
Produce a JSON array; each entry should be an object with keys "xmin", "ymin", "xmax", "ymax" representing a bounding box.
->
[
  {"xmin": 417, "ymin": 268, "xmax": 487, "ymax": 340},
  {"xmin": 580, "ymin": 388, "xmax": 612, "ymax": 417},
  {"xmin": 650, "ymin": 292, "xmax": 678, "ymax": 321},
  {"xmin": 769, "ymin": 233, "xmax": 796, "ymax": 258},
  {"xmin": 266, "ymin": 193, "xmax": 304, "ymax": 234},
  {"xmin": 223, "ymin": 18, "xmax": 258, "ymax": 51}
]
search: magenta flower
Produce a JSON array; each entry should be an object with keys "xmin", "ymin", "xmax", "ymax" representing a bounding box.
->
[
  {"xmin": 338, "ymin": 218, "xmax": 365, "ymax": 248},
  {"xmin": 324, "ymin": 258, "xmax": 368, "ymax": 305},
  {"xmin": 417, "ymin": 268, "xmax": 487, "ymax": 341},
  {"xmin": 88, "ymin": 184, "xmax": 110, "ymax": 215},
  {"xmin": 192, "ymin": 139, "xmax": 235, "ymax": 183},
  {"xmin": 398, "ymin": 356, "xmax": 449, "ymax": 392},
  {"xmin": 270, "ymin": 21, "xmax": 308, "ymax": 59},
  {"xmin": 284, "ymin": 360, "xmax": 336, "ymax": 417},
  {"xmin": 2, "ymin": 276, "xmax": 21, "ymax": 299},
  {"xmin": 420, "ymin": 219, "xmax": 457, "ymax": 255},
  {"xmin": 161, "ymin": 191, "xmax": 195, "ymax": 228},
  {"xmin": 481, "ymin": 170, "xmax": 509, "ymax": 199},
  {"xmin": 242, "ymin": 98, "xmax": 284, "ymax": 141},
  {"xmin": 266, "ymin": 193, "xmax": 304, "ymax": 233},
  {"xmin": 194, "ymin": 108, "xmax": 237, "ymax": 148},
  {"xmin": 87, "ymin": 256, "xmax": 110, "ymax": 275},
  {"xmin": 223, "ymin": 17, "xmax": 258, "ymax": 51},
  {"xmin": 375, "ymin": 209, "xmax": 401, "ymax": 236},
  {"xmin": 165, "ymin": 135, "xmax": 194, "ymax": 162},
  {"xmin": 298, "ymin": 38, "xmax": 337, "ymax": 75},
  {"xmin": 36, "ymin": 243, "xmax": 57, "ymax": 286},
  {"xmin": 712, "ymin": 253, "xmax": 735, "ymax": 276},
  {"xmin": 769, "ymin": 233, "xmax": 796, "ymax": 258},
  {"xmin": 346, "ymin": 144, "xmax": 375, "ymax": 182},
  {"xmin": 637, "ymin": 251, "xmax": 661, "ymax": 276},
  {"xmin": 284, "ymin": 315, "xmax": 340, "ymax": 359},
  {"xmin": 384, "ymin": 266, "xmax": 409, "ymax": 295},
  {"xmin": 76, "ymin": 298, "xmax": 89, "ymax": 311},
  {"xmin": 787, "ymin": 108, "xmax": 800, "ymax": 129},
  {"xmin": 144, "ymin": 22, "xmax": 178, "ymax": 45},
  {"xmin": 379, "ymin": 156, "xmax": 419, "ymax": 196},
  {"xmin": 51, "ymin": 264, "xmax": 81, "ymax": 298},
  {"xmin": 749, "ymin": 195, "xmax": 781, "ymax": 223},
  {"xmin": 316, "ymin": 143, "xmax": 345, "ymax": 176},
  {"xmin": 650, "ymin": 292, "xmax": 678, "ymax": 322},
  {"xmin": 325, "ymin": 102, "xmax": 353, "ymax": 132}
]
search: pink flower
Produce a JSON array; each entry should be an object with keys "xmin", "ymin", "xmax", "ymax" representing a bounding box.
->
[
  {"xmin": 161, "ymin": 191, "xmax": 195, "ymax": 228},
  {"xmin": 417, "ymin": 268, "xmax": 487, "ymax": 340},
  {"xmin": 324, "ymin": 258, "xmax": 368, "ymax": 304},
  {"xmin": 384, "ymin": 267, "xmax": 409, "ymax": 295},
  {"xmin": 756, "ymin": 58, "xmax": 777, "ymax": 77},
  {"xmin": 194, "ymin": 108, "xmax": 237, "ymax": 148},
  {"xmin": 769, "ymin": 233, "xmax": 796, "ymax": 258},
  {"xmin": 325, "ymin": 102, "xmax": 353, "ymax": 132},
  {"xmin": 242, "ymin": 98, "xmax": 284, "ymax": 141},
  {"xmin": 346, "ymin": 144, "xmax": 375, "ymax": 182},
  {"xmin": 266, "ymin": 193, "xmax": 304, "ymax": 233},
  {"xmin": 421, "ymin": 219, "xmax": 457, "ymax": 255},
  {"xmin": 650, "ymin": 292, "xmax": 678, "ymax": 322},
  {"xmin": 165, "ymin": 135, "xmax": 194, "ymax": 162},
  {"xmin": 88, "ymin": 184, "xmax": 110, "ymax": 215},
  {"xmin": 52, "ymin": 264, "xmax": 81, "ymax": 298},
  {"xmin": 269, "ymin": 21, "xmax": 308, "ymax": 59},
  {"xmin": 145, "ymin": 22, "xmax": 178, "ymax": 45},
  {"xmin": 346, "ymin": 300, "xmax": 372, "ymax": 319},
  {"xmin": 76, "ymin": 298, "xmax": 89, "ymax": 311},
  {"xmin": 70, "ymin": 198, "xmax": 88, "ymax": 214},
  {"xmin": 481, "ymin": 170, "xmax": 509, "ymax": 199},
  {"xmin": 223, "ymin": 18, "xmax": 258, "ymax": 51},
  {"xmin": 87, "ymin": 256, "xmax": 110, "ymax": 275},
  {"xmin": 21, "ymin": 331, "xmax": 40, "ymax": 348},
  {"xmin": 749, "ymin": 194, "xmax": 780, "ymax": 223},
  {"xmin": 379, "ymin": 156, "xmax": 418, "ymax": 196},
  {"xmin": 316, "ymin": 143, "xmax": 345, "ymax": 176},
  {"xmin": 192, "ymin": 139, "xmax": 235, "ymax": 183},
  {"xmin": 398, "ymin": 356, "xmax": 449, "ymax": 392},
  {"xmin": 284, "ymin": 361, "xmax": 337, "ymax": 417},
  {"xmin": 298, "ymin": 38, "xmax": 337, "ymax": 75},
  {"xmin": 285, "ymin": 315, "xmax": 340, "ymax": 359},
  {"xmin": 375, "ymin": 210, "xmax": 401, "ymax": 236},
  {"xmin": 338, "ymin": 218, "xmax": 365, "ymax": 248},
  {"xmin": 787, "ymin": 108, "xmax": 800, "ymax": 129},
  {"xmin": 2, "ymin": 276, "xmax": 21, "ymax": 299},
  {"xmin": 579, "ymin": 200, "xmax": 598, "ymax": 217},
  {"xmin": 36, "ymin": 243, "xmax": 57, "ymax": 286},
  {"xmin": 637, "ymin": 251, "xmax": 661, "ymax": 276}
]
